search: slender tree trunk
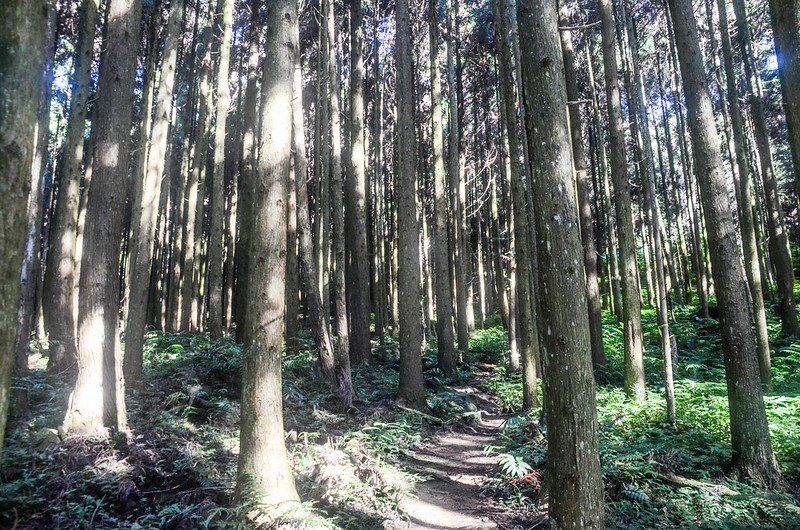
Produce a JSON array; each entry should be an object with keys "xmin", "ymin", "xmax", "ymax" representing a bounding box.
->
[
  {"xmin": 183, "ymin": 23, "xmax": 213, "ymax": 332},
  {"xmin": 47, "ymin": 14, "xmax": 97, "ymax": 349},
  {"xmin": 208, "ymin": 0, "xmax": 234, "ymax": 339},
  {"xmin": 232, "ymin": 0, "xmax": 260, "ymax": 339},
  {"xmin": 620, "ymin": 0, "xmax": 675, "ymax": 421},
  {"xmin": 429, "ymin": 0, "xmax": 457, "ymax": 375},
  {"xmin": 768, "ymin": 0, "xmax": 800, "ymax": 208},
  {"xmin": 731, "ymin": 0, "xmax": 799, "ymax": 336},
  {"xmin": 496, "ymin": 0, "xmax": 539, "ymax": 408},
  {"xmin": 518, "ymin": 0, "xmax": 604, "ymax": 523},
  {"xmin": 63, "ymin": 0, "xmax": 144, "ymax": 436},
  {"xmin": 291, "ymin": 32, "xmax": 340, "ymax": 392},
  {"xmin": 395, "ymin": 0, "xmax": 426, "ymax": 409},
  {"xmin": 717, "ymin": 0, "xmax": 772, "ymax": 387},
  {"xmin": 236, "ymin": 0, "xmax": 300, "ymax": 511},
  {"xmin": 125, "ymin": 0, "xmax": 184, "ymax": 383},
  {"xmin": 0, "ymin": 0, "xmax": 47, "ymax": 457},
  {"xmin": 371, "ymin": 24, "xmax": 387, "ymax": 344},
  {"xmin": 346, "ymin": 0, "xmax": 372, "ymax": 364},
  {"xmin": 668, "ymin": 0, "xmax": 782, "ymax": 487},
  {"xmin": 446, "ymin": 0, "xmax": 470, "ymax": 357},
  {"xmin": 587, "ymin": 45, "xmax": 623, "ymax": 320},
  {"xmin": 598, "ymin": 0, "xmax": 646, "ymax": 400},
  {"xmin": 16, "ymin": 0, "xmax": 55, "ymax": 412},
  {"xmin": 560, "ymin": 9, "xmax": 607, "ymax": 371},
  {"xmin": 323, "ymin": 0, "xmax": 353, "ymax": 408}
]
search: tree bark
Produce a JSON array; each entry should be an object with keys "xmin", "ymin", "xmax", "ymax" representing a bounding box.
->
[
  {"xmin": 496, "ymin": 0, "xmax": 539, "ymax": 409},
  {"xmin": 347, "ymin": 0, "xmax": 372, "ymax": 364},
  {"xmin": 767, "ymin": 0, "xmax": 800, "ymax": 213},
  {"xmin": 233, "ymin": 0, "xmax": 261, "ymax": 340},
  {"xmin": 395, "ymin": 0, "xmax": 426, "ymax": 409},
  {"xmin": 42, "ymin": 0, "xmax": 86, "ymax": 375},
  {"xmin": 0, "ymin": 0, "xmax": 47, "ymax": 457},
  {"xmin": 62, "ymin": 0, "xmax": 144, "ymax": 436},
  {"xmin": 323, "ymin": 0, "xmax": 354, "ymax": 409},
  {"xmin": 717, "ymin": 0, "xmax": 772, "ymax": 387},
  {"xmin": 291, "ymin": 28, "xmax": 340, "ymax": 392},
  {"xmin": 446, "ymin": 0, "xmax": 470, "ymax": 357},
  {"xmin": 731, "ymin": 0, "xmax": 799, "ymax": 336},
  {"xmin": 208, "ymin": 0, "xmax": 234, "ymax": 339},
  {"xmin": 668, "ymin": 0, "xmax": 782, "ymax": 487},
  {"xmin": 517, "ymin": 0, "xmax": 604, "ymax": 524},
  {"xmin": 236, "ymin": 0, "xmax": 300, "ymax": 510},
  {"xmin": 560, "ymin": 8, "xmax": 607, "ymax": 372},
  {"xmin": 125, "ymin": 0, "xmax": 184, "ymax": 384},
  {"xmin": 428, "ymin": 0, "xmax": 457, "ymax": 375},
  {"xmin": 16, "ymin": 0, "xmax": 56, "ymax": 412},
  {"xmin": 598, "ymin": 0, "xmax": 646, "ymax": 400}
]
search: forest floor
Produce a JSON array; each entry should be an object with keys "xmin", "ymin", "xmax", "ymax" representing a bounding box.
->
[
  {"xmin": 389, "ymin": 377, "xmax": 508, "ymax": 529},
  {"xmin": 1, "ymin": 301, "xmax": 800, "ymax": 528}
]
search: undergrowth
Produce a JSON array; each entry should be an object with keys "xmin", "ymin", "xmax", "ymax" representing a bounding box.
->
[{"xmin": 480, "ymin": 305, "xmax": 800, "ymax": 528}]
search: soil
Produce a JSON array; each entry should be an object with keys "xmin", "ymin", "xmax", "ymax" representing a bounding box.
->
[{"xmin": 388, "ymin": 382, "xmax": 509, "ymax": 530}]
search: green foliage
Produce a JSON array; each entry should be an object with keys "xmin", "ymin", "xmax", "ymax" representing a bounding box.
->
[
  {"xmin": 480, "ymin": 368, "xmax": 524, "ymax": 412},
  {"xmin": 478, "ymin": 307, "xmax": 800, "ymax": 528},
  {"xmin": 469, "ymin": 326, "xmax": 509, "ymax": 364}
]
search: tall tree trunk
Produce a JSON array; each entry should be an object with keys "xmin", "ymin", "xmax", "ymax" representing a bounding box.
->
[
  {"xmin": 496, "ymin": 0, "xmax": 539, "ymax": 409},
  {"xmin": 236, "ymin": 0, "xmax": 300, "ymax": 510},
  {"xmin": 324, "ymin": 0, "xmax": 353, "ymax": 408},
  {"xmin": 517, "ymin": 0, "xmax": 604, "ymax": 523},
  {"xmin": 587, "ymin": 45, "xmax": 623, "ymax": 320},
  {"xmin": 668, "ymin": 0, "xmax": 782, "ymax": 487},
  {"xmin": 233, "ymin": 0, "xmax": 260, "ymax": 339},
  {"xmin": 0, "ymin": 0, "xmax": 48, "ymax": 457},
  {"xmin": 291, "ymin": 29, "xmax": 340, "ymax": 393},
  {"xmin": 345, "ymin": 0, "xmax": 372, "ymax": 364},
  {"xmin": 446, "ymin": 0, "xmax": 469, "ymax": 357},
  {"xmin": 717, "ymin": 0, "xmax": 772, "ymax": 387},
  {"xmin": 598, "ymin": 0, "xmax": 646, "ymax": 400},
  {"xmin": 731, "ymin": 0, "xmax": 799, "ymax": 335},
  {"xmin": 208, "ymin": 0, "xmax": 234, "ymax": 339},
  {"xmin": 395, "ymin": 0, "xmax": 426, "ymax": 409},
  {"xmin": 16, "ymin": 0, "xmax": 56, "ymax": 412},
  {"xmin": 372, "ymin": 14, "xmax": 387, "ymax": 345},
  {"xmin": 43, "ymin": 0, "xmax": 97, "ymax": 376},
  {"xmin": 621, "ymin": 0, "xmax": 675, "ymax": 422},
  {"xmin": 560, "ymin": 8, "xmax": 607, "ymax": 371},
  {"xmin": 125, "ymin": 0, "xmax": 184, "ymax": 384},
  {"xmin": 428, "ymin": 0, "xmax": 457, "ymax": 375},
  {"xmin": 183, "ymin": 23, "xmax": 213, "ymax": 332},
  {"xmin": 62, "ymin": 0, "xmax": 144, "ymax": 436},
  {"xmin": 767, "ymin": 0, "xmax": 800, "ymax": 210}
]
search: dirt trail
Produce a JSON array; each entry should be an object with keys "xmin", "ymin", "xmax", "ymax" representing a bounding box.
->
[{"xmin": 389, "ymin": 383, "xmax": 507, "ymax": 529}]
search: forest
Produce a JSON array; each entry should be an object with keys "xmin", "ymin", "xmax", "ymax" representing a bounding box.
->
[{"xmin": 1, "ymin": 0, "xmax": 800, "ymax": 527}]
